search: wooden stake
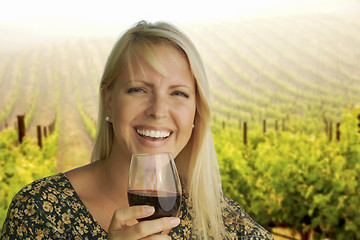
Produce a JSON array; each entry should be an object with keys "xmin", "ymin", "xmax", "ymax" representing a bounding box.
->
[
  {"xmin": 263, "ymin": 119, "xmax": 266, "ymax": 135},
  {"xmin": 43, "ymin": 126, "xmax": 47, "ymax": 138},
  {"xmin": 17, "ymin": 115, "xmax": 25, "ymax": 144},
  {"xmin": 336, "ymin": 123, "xmax": 340, "ymax": 141},
  {"xmin": 37, "ymin": 125, "xmax": 42, "ymax": 149}
]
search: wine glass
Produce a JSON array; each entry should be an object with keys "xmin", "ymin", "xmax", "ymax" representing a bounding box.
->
[{"xmin": 127, "ymin": 152, "xmax": 182, "ymax": 221}]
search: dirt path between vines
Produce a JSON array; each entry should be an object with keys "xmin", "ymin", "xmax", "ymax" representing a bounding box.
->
[{"xmin": 55, "ymin": 46, "xmax": 93, "ymax": 173}]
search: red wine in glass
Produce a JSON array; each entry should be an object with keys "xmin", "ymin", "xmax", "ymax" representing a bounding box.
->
[
  {"xmin": 128, "ymin": 190, "xmax": 181, "ymax": 221},
  {"xmin": 128, "ymin": 153, "xmax": 182, "ymax": 221}
]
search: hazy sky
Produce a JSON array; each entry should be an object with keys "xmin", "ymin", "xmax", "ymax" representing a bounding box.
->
[{"xmin": 0, "ymin": 0, "xmax": 358, "ymax": 48}]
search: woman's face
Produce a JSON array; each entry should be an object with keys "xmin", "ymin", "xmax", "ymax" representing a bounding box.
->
[{"xmin": 104, "ymin": 43, "xmax": 196, "ymax": 160}]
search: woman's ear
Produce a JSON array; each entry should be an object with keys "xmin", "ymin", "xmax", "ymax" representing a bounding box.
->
[{"xmin": 102, "ymin": 87, "xmax": 112, "ymax": 115}]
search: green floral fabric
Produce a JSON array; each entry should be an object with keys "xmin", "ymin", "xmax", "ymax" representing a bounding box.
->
[{"xmin": 1, "ymin": 173, "xmax": 273, "ymax": 239}]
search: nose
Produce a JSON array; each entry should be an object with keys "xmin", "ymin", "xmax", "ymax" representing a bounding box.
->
[{"xmin": 145, "ymin": 93, "xmax": 169, "ymax": 119}]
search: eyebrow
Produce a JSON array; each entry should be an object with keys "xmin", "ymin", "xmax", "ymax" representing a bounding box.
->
[
  {"xmin": 120, "ymin": 80, "xmax": 150, "ymax": 88},
  {"xmin": 123, "ymin": 80, "xmax": 193, "ymax": 91},
  {"xmin": 168, "ymin": 85, "xmax": 193, "ymax": 91}
]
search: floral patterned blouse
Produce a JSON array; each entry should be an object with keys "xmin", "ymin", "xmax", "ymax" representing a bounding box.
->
[{"xmin": 1, "ymin": 173, "xmax": 273, "ymax": 239}]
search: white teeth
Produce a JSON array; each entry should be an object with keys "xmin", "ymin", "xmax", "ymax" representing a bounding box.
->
[{"xmin": 137, "ymin": 129, "xmax": 171, "ymax": 138}]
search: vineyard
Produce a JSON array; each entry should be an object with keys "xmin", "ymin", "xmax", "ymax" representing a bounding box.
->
[{"xmin": 1, "ymin": 12, "xmax": 360, "ymax": 239}]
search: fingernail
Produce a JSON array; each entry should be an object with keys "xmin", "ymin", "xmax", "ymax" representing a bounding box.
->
[
  {"xmin": 170, "ymin": 217, "xmax": 180, "ymax": 226},
  {"xmin": 142, "ymin": 206, "xmax": 155, "ymax": 214}
]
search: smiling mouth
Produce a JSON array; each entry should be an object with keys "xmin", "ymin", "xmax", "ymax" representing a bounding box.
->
[{"xmin": 136, "ymin": 129, "xmax": 172, "ymax": 139}]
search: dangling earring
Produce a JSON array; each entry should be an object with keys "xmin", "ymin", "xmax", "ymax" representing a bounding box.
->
[
  {"xmin": 105, "ymin": 116, "xmax": 111, "ymax": 122},
  {"xmin": 192, "ymin": 124, "xmax": 195, "ymax": 129}
]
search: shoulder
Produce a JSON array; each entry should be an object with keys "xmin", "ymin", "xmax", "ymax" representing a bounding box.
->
[
  {"xmin": 1, "ymin": 173, "xmax": 77, "ymax": 238},
  {"xmin": 222, "ymin": 196, "xmax": 274, "ymax": 240},
  {"xmin": 11, "ymin": 173, "xmax": 75, "ymax": 206}
]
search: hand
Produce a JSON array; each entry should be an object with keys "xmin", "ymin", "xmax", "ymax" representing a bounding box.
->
[{"xmin": 108, "ymin": 206, "xmax": 181, "ymax": 240}]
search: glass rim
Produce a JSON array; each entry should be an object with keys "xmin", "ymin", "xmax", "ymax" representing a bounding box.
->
[{"xmin": 131, "ymin": 152, "xmax": 173, "ymax": 157}]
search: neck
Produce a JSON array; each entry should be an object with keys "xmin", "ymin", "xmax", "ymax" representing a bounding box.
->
[{"xmin": 95, "ymin": 151, "xmax": 132, "ymax": 206}]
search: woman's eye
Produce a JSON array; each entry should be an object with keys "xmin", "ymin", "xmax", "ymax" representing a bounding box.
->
[
  {"xmin": 127, "ymin": 87, "xmax": 146, "ymax": 93},
  {"xmin": 172, "ymin": 91, "xmax": 189, "ymax": 98}
]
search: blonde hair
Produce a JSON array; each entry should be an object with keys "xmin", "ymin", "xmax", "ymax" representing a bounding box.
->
[{"xmin": 91, "ymin": 21, "xmax": 230, "ymax": 239}]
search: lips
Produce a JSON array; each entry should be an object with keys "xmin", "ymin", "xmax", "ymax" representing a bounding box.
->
[{"xmin": 136, "ymin": 128, "xmax": 172, "ymax": 139}]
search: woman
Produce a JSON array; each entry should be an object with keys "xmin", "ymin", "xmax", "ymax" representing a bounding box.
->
[{"xmin": 1, "ymin": 21, "xmax": 273, "ymax": 239}]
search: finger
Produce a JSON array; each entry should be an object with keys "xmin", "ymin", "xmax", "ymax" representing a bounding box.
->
[
  {"xmin": 142, "ymin": 234, "xmax": 172, "ymax": 240},
  {"xmin": 161, "ymin": 228, "xmax": 173, "ymax": 235},
  {"xmin": 108, "ymin": 206, "xmax": 155, "ymax": 232},
  {"xmin": 128, "ymin": 217, "xmax": 180, "ymax": 238}
]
